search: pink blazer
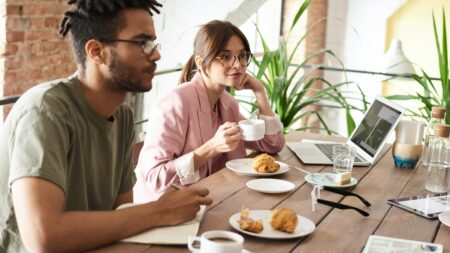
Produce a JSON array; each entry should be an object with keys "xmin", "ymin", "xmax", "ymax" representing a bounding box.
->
[{"xmin": 134, "ymin": 73, "xmax": 285, "ymax": 203}]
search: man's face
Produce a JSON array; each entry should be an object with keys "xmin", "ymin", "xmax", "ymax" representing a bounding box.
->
[{"xmin": 106, "ymin": 8, "xmax": 160, "ymax": 92}]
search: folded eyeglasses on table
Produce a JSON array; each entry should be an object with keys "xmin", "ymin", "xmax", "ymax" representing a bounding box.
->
[{"xmin": 311, "ymin": 185, "xmax": 371, "ymax": 217}]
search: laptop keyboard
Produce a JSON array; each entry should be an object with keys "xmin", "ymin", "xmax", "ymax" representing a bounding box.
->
[{"xmin": 315, "ymin": 144, "xmax": 364, "ymax": 163}]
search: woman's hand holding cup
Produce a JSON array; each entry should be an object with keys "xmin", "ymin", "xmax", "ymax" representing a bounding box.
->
[{"xmin": 208, "ymin": 122, "xmax": 242, "ymax": 154}]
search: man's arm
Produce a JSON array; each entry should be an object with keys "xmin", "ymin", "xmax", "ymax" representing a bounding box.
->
[
  {"xmin": 12, "ymin": 177, "xmax": 212, "ymax": 253},
  {"xmin": 113, "ymin": 191, "xmax": 133, "ymax": 209}
]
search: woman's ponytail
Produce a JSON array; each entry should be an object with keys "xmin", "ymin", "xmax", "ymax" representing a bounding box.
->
[{"xmin": 178, "ymin": 55, "xmax": 197, "ymax": 84}]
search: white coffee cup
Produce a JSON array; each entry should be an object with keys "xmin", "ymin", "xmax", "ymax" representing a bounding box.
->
[
  {"xmin": 188, "ymin": 230, "xmax": 244, "ymax": 253},
  {"xmin": 238, "ymin": 119, "xmax": 265, "ymax": 141}
]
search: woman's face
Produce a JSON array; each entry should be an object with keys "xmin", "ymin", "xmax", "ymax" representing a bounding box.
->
[{"xmin": 204, "ymin": 35, "xmax": 250, "ymax": 88}]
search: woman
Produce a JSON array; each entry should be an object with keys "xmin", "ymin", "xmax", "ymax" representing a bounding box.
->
[{"xmin": 134, "ymin": 20, "xmax": 285, "ymax": 203}]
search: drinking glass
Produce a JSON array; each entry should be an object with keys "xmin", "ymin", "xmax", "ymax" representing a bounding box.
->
[
  {"xmin": 425, "ymin": 136, "xmax": 450, "ymax": 193},
  {"xmin": 333, "ymin": 144, "xmax": 356, "ymax": 173}
]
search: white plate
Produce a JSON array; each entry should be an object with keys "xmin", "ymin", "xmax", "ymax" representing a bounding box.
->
[
  {"xmin": 246, "ymin": 179, "xmax": 295, "ymax": 194},
  {"xmin": 226, "ymin": 158, "xmax": 289, "ymax": 176},
  {"xmin": 439, "ymin": 211, "xmax": 450, "ymax": 227},
  {"xmin": 229, "ymin": 210, "xmax": 315, "ymax": 239},
  {"xmin": 304, "ymin": 172, "xmax": 357, "ymax": 188}
]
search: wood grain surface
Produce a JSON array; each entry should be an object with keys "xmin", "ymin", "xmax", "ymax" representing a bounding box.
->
[{"xmin": 90, "ymin": 132, "xmax": 448, "ymax": 253}]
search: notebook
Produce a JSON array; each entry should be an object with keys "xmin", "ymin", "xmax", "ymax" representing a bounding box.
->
[
  {"xmin": 287, "ymin": 96, "xmax": 405, "ymax": 166},
  {"xmin": 117, "ymin": 203, "xmax": 206, "ymax": 245}
]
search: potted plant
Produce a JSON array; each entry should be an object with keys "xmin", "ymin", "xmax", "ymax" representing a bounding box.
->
[
  {"xmin": 387, "ymin": 9, "xmax": 449, "ymax": 123},
  {"xmin": 234, "ymin": 0, "xmax": 367, "ymax": 135}
]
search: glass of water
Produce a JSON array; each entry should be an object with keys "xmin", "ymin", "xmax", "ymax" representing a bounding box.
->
[
  {"xmin": 333, "ymin": 144, "xmax": 357, "ymax": 173},
  {"xmin": 425, "ymin": 136, "xmax": 450, "ymax": 193}
]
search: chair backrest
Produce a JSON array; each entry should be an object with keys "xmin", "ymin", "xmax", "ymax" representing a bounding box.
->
[{"xmin": 132, "ymin": 141, "xmax": 144, "ymax": 168}]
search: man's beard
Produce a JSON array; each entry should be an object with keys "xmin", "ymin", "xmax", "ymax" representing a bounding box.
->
[{"xmin": 107, "ymin": 52, "xmax": 152, "ymax": 93}]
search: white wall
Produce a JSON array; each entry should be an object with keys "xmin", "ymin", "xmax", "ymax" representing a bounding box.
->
[{"xmin": 322, "ymin": 0, "xmax": 406, "ymax": 136}]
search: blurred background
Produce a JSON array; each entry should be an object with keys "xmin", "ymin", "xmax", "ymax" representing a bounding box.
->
[{"xmin": 1, "ymin": 0, "xmax": 449, "ymax": 139}]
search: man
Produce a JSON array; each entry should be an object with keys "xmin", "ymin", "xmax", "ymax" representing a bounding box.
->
[{"xmin": 0, "ymin": 0, "xmax": 212, "ymax": 252}]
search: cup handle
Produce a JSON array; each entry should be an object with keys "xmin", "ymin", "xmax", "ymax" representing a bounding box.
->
[{"xmin": 187, "ymin": 236, "xmax": 201, "ymax": 252}]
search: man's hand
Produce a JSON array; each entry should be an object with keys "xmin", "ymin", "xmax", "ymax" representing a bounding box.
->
[
  {"xmin": 154, "ymin": 186, "xmax": 213, "ymax": 226},
  {"xmin": 11, "ymin": 178, "xmax": 211, "ymax": 253}
]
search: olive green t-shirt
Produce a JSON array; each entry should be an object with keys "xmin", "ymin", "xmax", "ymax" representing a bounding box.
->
[{"xmin": 0, "ymin": 75, "xmax": 136, "ymax": 252}]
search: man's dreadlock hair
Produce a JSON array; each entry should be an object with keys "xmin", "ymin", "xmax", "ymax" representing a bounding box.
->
[{"xmin": 59, "ymin": 0, "xmax": 162, "ymax": 70}]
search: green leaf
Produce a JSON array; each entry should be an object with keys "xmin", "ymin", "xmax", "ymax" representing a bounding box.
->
[
  {"xmin": 386, "ymin": 94, "xmax": 419, "ymax": 100},
  {"xmin": 236, "ymin": 1, "xmax": 364, "ymax": 135},
  {"xmin": 290, "ymin": 0, "xmax": 311, "ymax": 32},
  {"xmin": 432, "ymin": 10, "xmax": 449, "ymax": 101},
  {"xmin": 345, "ymin": 107, "xmax": 356, "ymax": 136}
]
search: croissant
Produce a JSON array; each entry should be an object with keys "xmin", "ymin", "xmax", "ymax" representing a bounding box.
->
[
  {"xmin": 238, "ymin": 208, "xmax": 264, "ymax": 233},
  {"xmin": 253, "ymin": 153, "xmax": 280, "ymax": 173},
  {"xmin": 270, "ymin": 208, "xmax": 298, "ymax": 233}
]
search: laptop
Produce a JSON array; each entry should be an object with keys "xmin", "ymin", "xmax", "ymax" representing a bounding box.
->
[{"xmin": 287, "ymin": 96, "xmax": 405, "ymax": 166}]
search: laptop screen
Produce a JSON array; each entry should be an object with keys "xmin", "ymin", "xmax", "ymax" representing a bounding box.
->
[{"xmin": 350, "ymin": 99, "xmax": 402, "ymax": 157}]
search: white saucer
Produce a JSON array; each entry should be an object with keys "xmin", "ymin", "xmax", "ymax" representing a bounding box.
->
[
  {"xmin": 226, "ymin": 158, "xmax": 290, "ymax": 177},
  {"xmin": 304, "ymin": 172, "xmax": 357, "ymax": 188},
  {"xmin": 246, "ymin": 179, "xmax": 295, "ymax": 194},
  {"xmin": 439, "ymin": 211, "xmax": 450, "ymax": 227}
]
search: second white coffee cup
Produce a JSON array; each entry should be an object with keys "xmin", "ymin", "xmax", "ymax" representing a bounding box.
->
[
  {"xmin": 188, "ymin": 230, "xmax": 244, "ymax": 253},
  {"xmin": 238, "ymin": 119, "xmax": 265, "ymax": 141}
]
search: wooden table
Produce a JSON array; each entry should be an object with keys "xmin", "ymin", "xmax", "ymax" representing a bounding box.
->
[{"xmin": 89, "ymin": 132, "xmax": 450, "ymax": 253}]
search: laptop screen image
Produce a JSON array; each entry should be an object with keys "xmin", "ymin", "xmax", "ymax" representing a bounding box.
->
[{"xmin": 350, "ymin": 99, "xmax": 403, "ymax": 157}]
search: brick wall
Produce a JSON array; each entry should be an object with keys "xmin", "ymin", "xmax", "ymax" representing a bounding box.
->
[
  {"xmin": 303, "ymin": 0, "xmax": 327, "ymax": 96},
  {"xmin": 282, "ymin": 0, "xmax": 328, "ymax": 131},
  {"xmin": 282, "ymin": 0, "xmax": 328, "ymax": 82},
  {"xmin": 1, "ymin": 0, "xmax": 76, "ymax": 118},
  {"xmin": 304, "ymin": 0, "xmax": 328, "ymax": 68},
  {"xmin": 0, "ymin": 3, "xmax": 6, "ymax": 122}
]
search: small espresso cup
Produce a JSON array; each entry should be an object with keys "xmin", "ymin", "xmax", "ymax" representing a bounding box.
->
[
  {"xmin": 238, "ymin": 119, "xmax": 265, "ymax": 141},
  {"xmin": 188, "ymin": 230, "xmax": 244, "ymax": 253}
]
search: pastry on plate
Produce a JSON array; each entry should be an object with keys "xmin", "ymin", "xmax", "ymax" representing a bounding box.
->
[
  {"xmin": 238, "ymin": 208, "xmax": 264, "ymax": 233},
  {"xmin": 270, "ymin": 208, "xmax": 298, "ymax": 233},
  {"xmin": 253, "ymin": 153, "xmax": 280, "ymax": 173}
]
